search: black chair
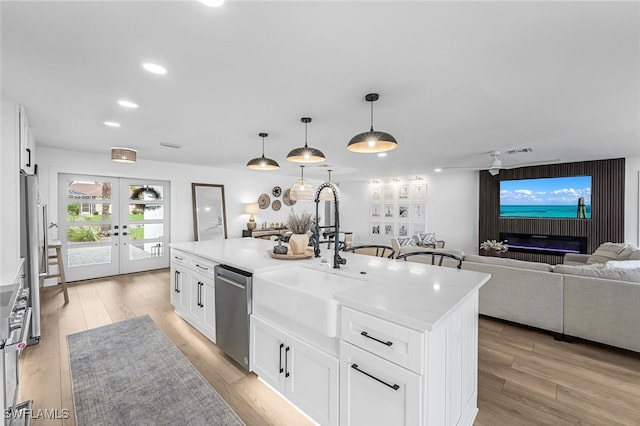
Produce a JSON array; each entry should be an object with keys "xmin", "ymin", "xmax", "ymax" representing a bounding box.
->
[
  {"xmin": 346, "ymin": 245, "xmax": 396, "ymax": 259},
  {"xmin": 397, "ymin": 250, "xmax": 463, "ymax": 269}
]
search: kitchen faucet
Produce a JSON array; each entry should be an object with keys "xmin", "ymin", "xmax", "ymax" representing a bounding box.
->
[{"xmin": 313, "ymin": 182, "xmax": 346, "ymax": 269}]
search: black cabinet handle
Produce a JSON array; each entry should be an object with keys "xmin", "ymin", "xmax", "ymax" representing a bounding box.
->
[
  {"xmin": 174, "ymin": 271, "xmax": 178, "ymax": 292},
  {"xmin": 176, "ymin": 271, "xmax": 180, "ymax": 293},
  {"xmin": 195, "ymin": 264, "xmax": 209, "ymax": 271},
  {"xmin": 279, "ymin": 343, "xmax": 284, "ymax": 374},
  {"xmin": 361, "ymin": 331, "xmax": 393, "ymax": 347},
  {"xmin": 197, "ymin": 282, "xmax": 203, "ymax": 307},
  {"xmin": 200, "ymin": 282, "xmax": 204, "ymax": 307},
  {"xmin": 285, "ymin": 346, "xmax": 290, "ymax": 378},
  {"xmin": 26, "ymin": 148, "xmax": 31, "ymax": 167},
  {"xmin": 173, "ymin": 256, "xmax": 183, "ymax": 261},
  {"xmin": 351, "ymin": 364, "xmax": 400, "ymax": 391}
]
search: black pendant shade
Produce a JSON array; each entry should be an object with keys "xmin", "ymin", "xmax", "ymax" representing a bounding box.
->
[
  {"xmin": 247, "ymin": 133, "xmax": 280, "ymax": 170},
  {"xmin": 347, "ymin": 93, "xmax": 398, "ymax": 154},
  {"xmin": 287, "ymin": 117, "xmax": 326, "ymax": 163}
]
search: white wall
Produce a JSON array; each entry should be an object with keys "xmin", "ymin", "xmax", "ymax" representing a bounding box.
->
[
  {"xmin": 339, "ymin": 172, "xmax": 479, "ymax": 255},
  {"xmin": 0, "ymin": 101, "xmax": 22, "ymax": 284},
  {"xmin": 625, "ymin": 156, "xmax": 640, "ymax": 246},
  {"xmin": 37, "ymin": 147, "xmax": 321, "ymax": 244}
]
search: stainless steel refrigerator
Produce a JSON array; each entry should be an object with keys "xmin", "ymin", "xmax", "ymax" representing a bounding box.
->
[{"xmin": 19, "ymin": 171, "xmax": 45, "ymax": 345}]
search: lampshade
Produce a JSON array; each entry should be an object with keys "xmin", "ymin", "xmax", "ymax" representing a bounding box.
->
[
  {"xmin": 247, "ymin": 133, "xmax": 280, "ymax": 170},
  {"xmin": 347, "ymin": 93, "xmax": 398, "ymax": 154},
  {"xmin": 289, "ymin": 165, "xmax": 315, "ymax": 201},
  {"xmin": 319, "ymin": 170, "xmax": 340, "ymax": 201},
  {"xmin": 287, "ymin": 117, "xmax": 326, "ymax": 163},
  {"xmin": 111, "ymin": 147, "xmax": 137, "ymax": 163},
  {"xmin": 243, "ymin": 203, "xmax": 260, "ymax": 215}
]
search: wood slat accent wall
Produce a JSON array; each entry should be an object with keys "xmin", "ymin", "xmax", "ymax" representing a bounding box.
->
[{"xmin": 478, "ymin": 158, "xmax": 625, "ymax": 264}]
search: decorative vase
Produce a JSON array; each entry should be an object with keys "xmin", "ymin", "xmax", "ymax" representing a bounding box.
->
[{"xmin": 289, "ymin": 234, "xmax": 309, "ymax": 255}]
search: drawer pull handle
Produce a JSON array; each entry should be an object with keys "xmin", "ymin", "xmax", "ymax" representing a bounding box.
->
[
  {"xmin": 279, "ymin": 343, "xmax": 284, "ymax": 373},
  {"xmin": 174, "ymin": 256, "xmax": 184, "ymax": 261},
  {"xmin": 196, "ymin": 264, "xmax": 209, "ymax": 271},
  {"xmin": 361, "ymin": 331, "xmax": 393, "ymax": 347},
  {"xmin": 351, "ymin": 364, "xmax": 399, "ymax": 391}
]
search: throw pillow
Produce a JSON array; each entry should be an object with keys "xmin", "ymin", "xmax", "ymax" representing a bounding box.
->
[
  {"xmin": 628, "ymin": 250, "xmax": 640, "ymax": 261},
  {"xmin": 414, "ymin": 232, "xmax": 437, "ymax": 246},
  {"xmin": 397, "ymin": 237, "xmax": 417, "ymax": 247},
  {"xmin": 605, "ymin": 260, "xmax": 640, "ymax": 270},
  {"xmin": 586, "ymin": 242, "xmax": 630, "ymax": 265}
]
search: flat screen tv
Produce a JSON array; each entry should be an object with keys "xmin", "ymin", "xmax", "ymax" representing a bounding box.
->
[{"xmin": 500, "ymin": 176, "xmax": 592, "ymax": 219}]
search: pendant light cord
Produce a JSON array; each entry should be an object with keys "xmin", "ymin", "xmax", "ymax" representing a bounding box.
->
[
  {"xmin": 261, "ymin": 135, "xmax": 266, "ymax": 158},
  {"xmin": 304, "ymin": 121, "xmax": 309, "ymax": 148},
  {"xmin": 370, "ymin": 100, "xmax": 374, "ymax": 132}
]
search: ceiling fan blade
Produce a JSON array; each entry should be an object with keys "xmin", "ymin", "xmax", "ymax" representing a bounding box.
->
[{"xmin": 503, "ymin": 158, "xmax": 561, "ymax": 169}]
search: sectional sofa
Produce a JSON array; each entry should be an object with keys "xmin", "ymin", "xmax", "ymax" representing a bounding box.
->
[{"xmin": 461, "ymin": 244, "xmax": 640, "ymax": 353}]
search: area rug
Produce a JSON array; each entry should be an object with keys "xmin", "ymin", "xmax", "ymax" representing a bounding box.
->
[{"xmin": 67, "ymin": 316, "xmax": 244, "ymax": 426}]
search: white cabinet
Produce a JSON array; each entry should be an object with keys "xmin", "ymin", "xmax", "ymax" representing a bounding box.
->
[
  {"xmin": 188, "ymin": 273, "xmax": 216, "ymax": 341},
  {"xmin": 340, "ymin": 294, "xmax": 480, "ymax": 426},
  {"xmin": 18, "ymin": 105, "xmax": 35, "ymax": 175},
  {"xmin": 250, "ymin": 316, "xmax": 339, "ymax": 426},
  {"xmin": 169, "ymin": 249, "xmax": 217, "ymax": 343},
  {"xmin": 340, "ymin": 341, "xmax": 421, "ymax": 426}
]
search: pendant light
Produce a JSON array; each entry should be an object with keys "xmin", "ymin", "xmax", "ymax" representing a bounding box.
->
[
  {"xmin": 247, "ymin": 133, "xmax": 279, "ymax": 170},
  {"xmin": 318, "ymin": 169, "xmax": 341, "ymax": 201},
  {"xmin": 347, "ymin": 93, "xmax": 398, "ymax": 153},
  {"xmin": 289, "ymin": 165, "xmax": 315, "ymax": 201},
  {"xmin": 287, "ymin": 117, "xmax": 326, "ymax": 163}
]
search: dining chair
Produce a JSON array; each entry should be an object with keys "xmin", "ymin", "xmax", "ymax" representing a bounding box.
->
[
  {"xmin": 397, "ymin": 250, "xmax": 463, "ymax": 269},
  {"xmin": 345, "ymin": 245, "xmax": 396, "ymax": 259}
]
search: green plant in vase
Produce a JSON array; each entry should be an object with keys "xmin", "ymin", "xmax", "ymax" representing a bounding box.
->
[{"xmin": 287, "ymin": 209, "xmax": 314, "ymax": 255}]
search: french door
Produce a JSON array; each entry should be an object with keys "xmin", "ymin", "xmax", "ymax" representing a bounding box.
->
[{"xmin": 58, "ymin": 174, "xmax": 170, "ymax": 282}]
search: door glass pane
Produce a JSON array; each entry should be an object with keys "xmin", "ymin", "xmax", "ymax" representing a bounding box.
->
[
  {"xmin": 129, "ymin": 224, "xmax": 164, "ymax": 240},
  {"xmin": 129, "ymin": 204, "xmax": 164, "ymax": 220},
  {"xmin": 67, "ymin": 203, "xmax": 112, "ymax": 222},
  {"xmin": 67, "ymin": 225, "xmax": 112, "ymax": 244},
  {"xmin": 129, "ymin": 185, "xmax": 164, "ymax": 201},
  {"xmin": 130, "ymin": 242, "xmax": 165, "ymax": 260},
  {"xmin": 67, "ymin": 246, "xmax": 112, "ymax": 268},
  {"xmin": 67, "ymin": 180, "xmax": 112, "ymax": 200}
]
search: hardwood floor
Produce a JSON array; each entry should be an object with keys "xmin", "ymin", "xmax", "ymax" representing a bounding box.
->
[{"xmin": 19, "ymin": 270, "xmax": 640, "ymax": 425}]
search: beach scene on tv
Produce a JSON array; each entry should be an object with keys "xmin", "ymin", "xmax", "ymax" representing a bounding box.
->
[{"xmin": 500, "ymin": 176, "xmax": 592, "ymax": 219}]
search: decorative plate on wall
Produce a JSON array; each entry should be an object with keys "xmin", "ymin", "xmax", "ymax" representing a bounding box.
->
[
  {"xmin": 272, "ymin": 200, "xmax": 282, "ymax": 211},
  {"xmin": 272, "ymin": 186, "xmax": 282, "ymax": 197},
  {"xmin": 283, "ymin": 188, "xmax": 297, "ymax": 206},
  {"xmin": 258, "ymin": 193, "xmax": 270, "ymax": 209}
]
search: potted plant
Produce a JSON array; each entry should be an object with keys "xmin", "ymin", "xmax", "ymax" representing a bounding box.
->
[
  {"xmin": 287, "ymin": 209, "xmax": 314, "ymax": 255},
  {"xmin": 480, "ymin": 239, "xmax": 508, "ymax": 257}
]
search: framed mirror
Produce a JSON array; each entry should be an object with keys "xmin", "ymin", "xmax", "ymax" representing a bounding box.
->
[{"xmin": 191, "ymin": 183, "xmax": 228, "ymax": 241}]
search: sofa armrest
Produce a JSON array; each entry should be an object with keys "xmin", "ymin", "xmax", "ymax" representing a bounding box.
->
[{"xmin": 563, "ymin": 253, "xmax": 590, "ymax": 265}]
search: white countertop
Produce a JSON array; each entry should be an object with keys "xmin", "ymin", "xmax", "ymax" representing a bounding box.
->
[{"xmin": 170, "ymin": 238, "xmax": 490, "ymax": 331}]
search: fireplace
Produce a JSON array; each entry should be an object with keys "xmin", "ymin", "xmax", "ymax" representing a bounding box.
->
[{"xmin": 499, "ymin": 233, "xmax": 588, "ymax": 256}]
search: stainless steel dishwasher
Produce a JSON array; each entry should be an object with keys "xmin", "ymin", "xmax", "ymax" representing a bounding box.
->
[{"xmin": 214, "ymin": 264, "xmax": 252, "ymax": 370}]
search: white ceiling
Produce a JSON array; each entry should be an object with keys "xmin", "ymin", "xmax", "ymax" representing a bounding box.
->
[{"xmin": 2, "ymin": 1, "xmax": 639, "ymax": 180}]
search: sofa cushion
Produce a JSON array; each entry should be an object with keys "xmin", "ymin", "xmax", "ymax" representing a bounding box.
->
[
  {"xmin": 554, "ymin": 263, "xmax": 640, "ymax": 283},
  {"xmin": 464, "ymin": 254, "xmax": 554, "ymax": 272},
  {"xmin": 586, "ymin": 242, "xmax": 632, "ymax": 264},
  {"xmin": 628, "ymin": 250, "xmax": 640, "ymax": 261},
  {"xmin": 605, "ymin": 260, "xmax": 640, "ymax": 270}
]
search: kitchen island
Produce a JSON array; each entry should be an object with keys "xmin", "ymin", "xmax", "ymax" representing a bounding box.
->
[{"xmin": 170, "ymin": 238, "xmax": 490, "ymax": 426}]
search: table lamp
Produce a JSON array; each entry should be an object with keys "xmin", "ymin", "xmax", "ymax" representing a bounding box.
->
[{"xmin": 244, "ymin": 203, "xmax": 260, "ymax": 231}]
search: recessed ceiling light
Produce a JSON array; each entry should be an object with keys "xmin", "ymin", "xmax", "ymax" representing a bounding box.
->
[
  {"xmin": 377, "ymin": 152, "xmax": 387, "ymax": 158},
  {"xmin": 103, "ymin": 121, "xmax": 121, "ymax": 127},
  {"xmin": 199, "ymin": 0, "xmax": 224, "ymax": 7},
  {"xmin": 117, "ymin": 100, "xmax": 139, "ymax": 109},
  {"xmin": 434, "ymin": 168, "xmax": 442, "ymax": 173},
  {"xmin": 142, "ymin": 63, "xmax": 167, "ymax": 75}
]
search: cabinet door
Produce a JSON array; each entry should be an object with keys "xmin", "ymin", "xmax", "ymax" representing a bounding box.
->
[
  {"xmin": 18, "ymin": 105, "xmax": 35, "ymax": 174},
  {"xmin": 250, "ymin": 316, "xmax": 287, "ymax": 393},
  {"xmin": 201, "ymin": 280, "xmax": 216, "ymax": 342},
  {"xmin": 286, "ymin": 334, "xmax": 339, "ymax": 426},
  {"xmin": 189, "ymin": 274, "xmax": 209, "ymax": 325},
  {"xmin": 340, "ymin": 341, "xmax": 421, "ymax": 426},
  {"xmin": 170, "ymin": 264, "xmax": 190, "ymax": 317}
]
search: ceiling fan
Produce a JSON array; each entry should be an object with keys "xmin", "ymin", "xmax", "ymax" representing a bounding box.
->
[{"xmin": 442, "ymin": 150, "xmax": 560, "ymax": 176}]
